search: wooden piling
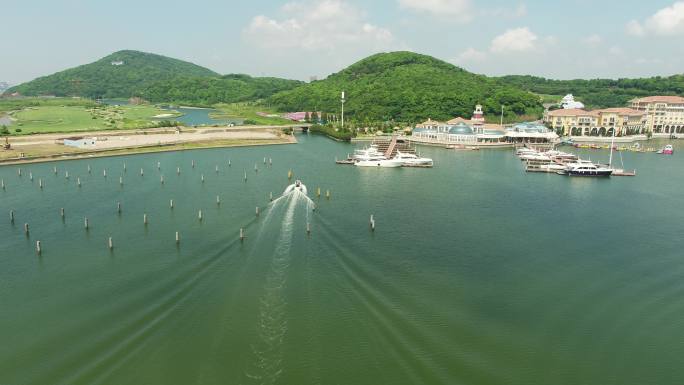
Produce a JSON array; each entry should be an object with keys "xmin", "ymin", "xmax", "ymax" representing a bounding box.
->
[
  {"xmin": 24, "ymin": 223, "xmax": 29, "ymax": 235},
  {"xmin": 140, "ymin": 168, "xmax": 144, "ymax": 176},
  {"xmin": 123, "ymin": 162, "xmax": 127, "ymax": 172},
  {"xmin": 307, "ymin": 222, "xmax": 311, "ymax": 234},
  {"xmin": 29, "ymin": 172, "xmax": 33, "ymax": 181},
  {"xmin": 88, "ymin": 164, "xmax": 91, "ymax": 174},
  {"xmin": 240, "ymin": 228, "xmax": 245, "ymax": 241},
  {"xmin": 157, "ymin": 161, "xmax": 161, "ymax": 170},
  {"xmin": 108, "ymin": 237, "xmax": 113, "ymax": 250},
  {"xmin": 198, "ymin": 210, "xmax": 203, "ymax": 221},
  {"xmin": 119, "ymin": 176, "xmax": 123, "ymax": 186},
  {"xmin": 170, "ymin": 199, "xmax": 174, "ymax": 209},
  {"xmin": 316, "ymin": 187, "xmax": 321, "ymax": 198},
  {"xmin": 17, "ymin": 168, "xmax": 21, "ymax": 176},
  {"xmin": 263, "ymin": 157, "xmax": 266, "ymax": 164},
  {"xmin": 228, "ymin": 159, "xmax": 231, "ymax": 167},
  {"xmin": 65, "ymin": 171, "xmax": 69, "ymax": 179},
  {"xmin": 84, "ymin": 217, "xmax": 89, "ymax": 229},
  {"xmin": 176, "ymin": 231, "xmax": 180, "ymax": 244},
  {"xmin": 177, "ymin": 167, "xmax": 181, "ymax": 175},
  {"xmin": 216, "ymin": 195, "xmax": 221, "ymax": 205},
  {"xmin": 244, "ymin": 170, "xmax": 247, "ymax": 182},
  {"xmin": 60, "ymin": 207, "xmax": 65, "ymax": 219},
  {"xmin": 215, "ymin": 165, "xmax": 219, "ymax": 173},
  {"xmin": 326, "ymin": 190, "xmax": 330, "ymax": 200},
  {"xmin": 36, "ymin": 241, "xmax": 42, "ymax": 255},
  {"xmin": 160, "ymin": 175, "xmax": 164, "ymax": 184},
  {"xmin": 192, "ymin": 160, "xmax": 195, "ymax": 168},
  {"xmin": 53, "ymin": 166, "xmax": 57, "ymax": 174},
  {"xmin": 1, "ymin": 179, "xmax": 5, "ymax": 190},
  {"xmin": 256, "ymin": 206, "xmax": 259, "ymax": 217},
  {"xmin": 103, "ymin": 169, "xmax": 107, "ymax": 178},
  {"xmin": 117, "ymin": 202, "xmax": 121, "ymax": 213},
  {"xmin": 270, "ymin": 192, "xmax": 273, "ymax": 201},
  {"xmin": 201, "ymin": 174, "xmax": 204, "ymax": 183},
  {"xmin": 10, "ymin": 210, "xmax": 14, "ymax": 223},
  {"xmin": 39, "ymin": 179, "xmax": 43, "ymax": 189},
  {"xmin": 144, "ymin": 213, "xmax": 148, "ymax": 225},
  {"xmin": 370, "ymin": 214, "xmax": 375, "ymax": 231},
  {"xmin": 77, "ymin": 177, "xmax": 81, "ymax": 187}
]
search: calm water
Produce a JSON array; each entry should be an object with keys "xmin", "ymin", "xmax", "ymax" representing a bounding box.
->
[
  {"xmin": 101, "ymin": 99, "xmax": 241, "ymax": 126},
  {"xmin": 1, "ymin": 135, "xmax": 684, "ymax": 385}
]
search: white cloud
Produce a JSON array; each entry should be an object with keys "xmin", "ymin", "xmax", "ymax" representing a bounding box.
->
[
  {"xmin": 244, "ymin": 0, "xmax": 395, "ymax": 52},
  {"xmin": 608, "ymin": 45, "xmax": 624, "ymax": 56},
  {"xmin": 490, "ymin": 27, "xmax": 538, "ymax": 53},
  {"xmin": 453, "ymin": 47, "xmax": 487, "ymax": 64},
  {"xmin": 398, "ymin": 0, "xmax": 473, "ymax": 22},
  {"xmin": 583, "ymin": 34, "xmax": 603, "ymax": 46},
  {"xmin": 627, "ymin": 1, "xmax": 684, "ymax": 36},
  {"xmin": 483, "ymin": 3, "xmax": 527, "ymax": 19}
]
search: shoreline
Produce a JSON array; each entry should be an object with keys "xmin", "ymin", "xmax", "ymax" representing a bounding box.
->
[
  {"xmin": 0, "ymin": 126, "xmax": 299, "ymax": 166},
  {"xmin": 0, "ymin": 138, "xmax": 296, "ymax": 166}
]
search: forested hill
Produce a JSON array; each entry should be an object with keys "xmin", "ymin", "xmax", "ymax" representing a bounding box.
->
[
  {"xmin": 138, "ymin": 74, "xmax": 304, "ymax": 106},
  {"xmin": 7, "ymin": 50, "xmax": 219, "ymax": 98},
  {"xmin": 267, "ymin": 51, "xmax": 543, "ymax": 123},
  {"xmin": 497, "ymin": 75, "xmax": 684, "ymax": 109}
]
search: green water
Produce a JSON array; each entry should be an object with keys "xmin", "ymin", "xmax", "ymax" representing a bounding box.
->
[{"xmin": 1, "ymin": 135, "xmax": 683, "ymax": 385}]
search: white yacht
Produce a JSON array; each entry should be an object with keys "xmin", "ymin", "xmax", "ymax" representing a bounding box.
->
[
  {"xmin": 355, "ymin": 158, "xmax": 403, "ymax": 168},
  {"xmin": 353, "ymin": 145, "xmax": 385, "ymax": 161},
  {"xmin": 392, "ymin": 151, "xmax": 433, "ymax": 166}
]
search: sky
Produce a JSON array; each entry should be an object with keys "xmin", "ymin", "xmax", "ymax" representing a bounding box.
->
[{"xmin": 3, "ymin": 0, "xmax": 684, "ymax": 84}]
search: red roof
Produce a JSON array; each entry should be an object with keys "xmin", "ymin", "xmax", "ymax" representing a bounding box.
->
[{"xmin": 631, "ymin": 96, "xmax": 684, "ymax": 104}]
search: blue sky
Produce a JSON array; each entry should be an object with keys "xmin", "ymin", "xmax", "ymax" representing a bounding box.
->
[{"xmin": 4, "ymin": 0, "xmax": 684, "ymax": 84}]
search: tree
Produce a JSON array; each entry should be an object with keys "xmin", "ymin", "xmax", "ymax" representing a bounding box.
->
[{"xmin": 0, "ymin": 125, "xmax": 9, "ymax": 135}]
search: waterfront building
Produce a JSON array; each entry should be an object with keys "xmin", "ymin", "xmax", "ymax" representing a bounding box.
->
[
  {"xmin": 545, "ymin": 108, "xmax": 646, "ymax": 137},
  {"xmin": 630, "ymin": 96, "xmax": 684, "ymax": 134},
  {"xmin": 411, "ymin": 106, "xmax": 557, "ymax": 147}
]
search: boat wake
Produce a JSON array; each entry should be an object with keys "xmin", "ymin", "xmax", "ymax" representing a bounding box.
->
[{"xmin": 245, "ymin": 182, "xmax": 315, "ymax": 384}]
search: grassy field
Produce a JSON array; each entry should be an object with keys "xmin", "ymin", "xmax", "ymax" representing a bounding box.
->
[
  {"xmin": 212, "ymin": 103, "xmax": 293, "ymax": 126},
  {"xmin": 1, "ymin": 98, "xmax": 180, "ymax": 134}
]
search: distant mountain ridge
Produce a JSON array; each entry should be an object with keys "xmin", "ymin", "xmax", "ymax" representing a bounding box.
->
[
  {"xmin": 7, "ymin": 50, "xmax": 219, "ymax": 98},
  {"xmin": 0, "ymin": 82, "xmax": 11, "ymax": 94}
]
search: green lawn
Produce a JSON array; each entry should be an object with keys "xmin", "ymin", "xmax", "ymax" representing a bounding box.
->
[
  {"xmin": 5, "ymin": 102, "xmax": 180, "ymax": 134},
  {"xmin": 212, "ymin": 103, "xmax": 293, "ymax": 126}
]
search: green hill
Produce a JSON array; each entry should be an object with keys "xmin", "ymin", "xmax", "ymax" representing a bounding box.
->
[
  {"xmin": 7, "ymin": 50, "xmax": 219, "ymax": 98},
  {"xmin": 138, "ymin": 74, "xmax": 304, "ymax": 106},
  {"xmin": 267, "ymin": 51, "xmax": 543, "ymax": 123},
  {"xmin": 497, "ymin": 74, "xmax": 684, "ymax": 109}
]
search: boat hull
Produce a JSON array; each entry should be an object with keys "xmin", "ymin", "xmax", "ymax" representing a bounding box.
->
[{"xmin": 566, "ymin": 170, "xmax": 613, "ymax": 177}]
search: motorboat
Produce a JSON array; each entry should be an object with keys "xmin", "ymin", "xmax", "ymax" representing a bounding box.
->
[
  {"xmin": 657, "ymin": 144, "xmax": 674, "ymax": 155},
  {"xmin": 565, "ymin": 162, "xmax": 613, "ymax": 176},
  {"xmin": 284, "ymin": 179, "xmax": 308, "ymax": 195},
  {"xmin": 355, "ymin": 158, "xmax": 403, "ymax": 168},
  {"xmin": 352, "ymin": 145, "xmax": 385, "ymax": 160},
  {"xmin": 519, "ymin": 154, "xmax": 552, "ymax": 162},
  {"xmin": 392, "ymin": 151, "xmax": 433, "ymax": 166}
]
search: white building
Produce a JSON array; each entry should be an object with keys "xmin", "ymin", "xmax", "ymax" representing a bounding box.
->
[
  {"xmin": 63, "ymin": 137, "xmax": 97, "ymax": 148},
  {"xmin": 560, "ymin": 94, "xmax": 585, "ymax": 109}
]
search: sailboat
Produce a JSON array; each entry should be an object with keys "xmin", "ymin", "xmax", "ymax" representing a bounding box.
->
[{"xmin": 608, "ymin": 129, "xmax": 636, "ymax": 176}]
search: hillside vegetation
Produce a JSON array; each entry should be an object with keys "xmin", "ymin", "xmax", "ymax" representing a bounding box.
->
[
  {"xmin": 138, "ymin": 74, "xmax": 303, "ymax": 106},
  {"xmin": 7, "ymin": 50, "xmax": 218, "ymax": 98},
  {"xmin": 498, "ymin": 75, "xmax": 684, "ymax": 109},
  {"xmin": 267, "ymin": 52, "xmax": 543, "ymax": 123}
]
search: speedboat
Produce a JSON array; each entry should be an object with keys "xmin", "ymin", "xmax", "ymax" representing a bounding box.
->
[
  {"xmin": 657, "ymin": 144, "xmax": 674, "ymax": 155},
  {"xmin": 519, "ymin": 154, "xmax": 552, "ymax": 162},
  {"xmin": 284, "ymin": 179, "xmax": 308, "ymax": 195},
  {"xmin": 354, "ymin": 158, "xmax": 403, "ymax": 168},
  {"xmin": 565, "ymin": 162, "xmax": 613, "ymax": 176},
  {"xmin": 392, "ymin": 151, "xmax": 433, "ymax": 166}
]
